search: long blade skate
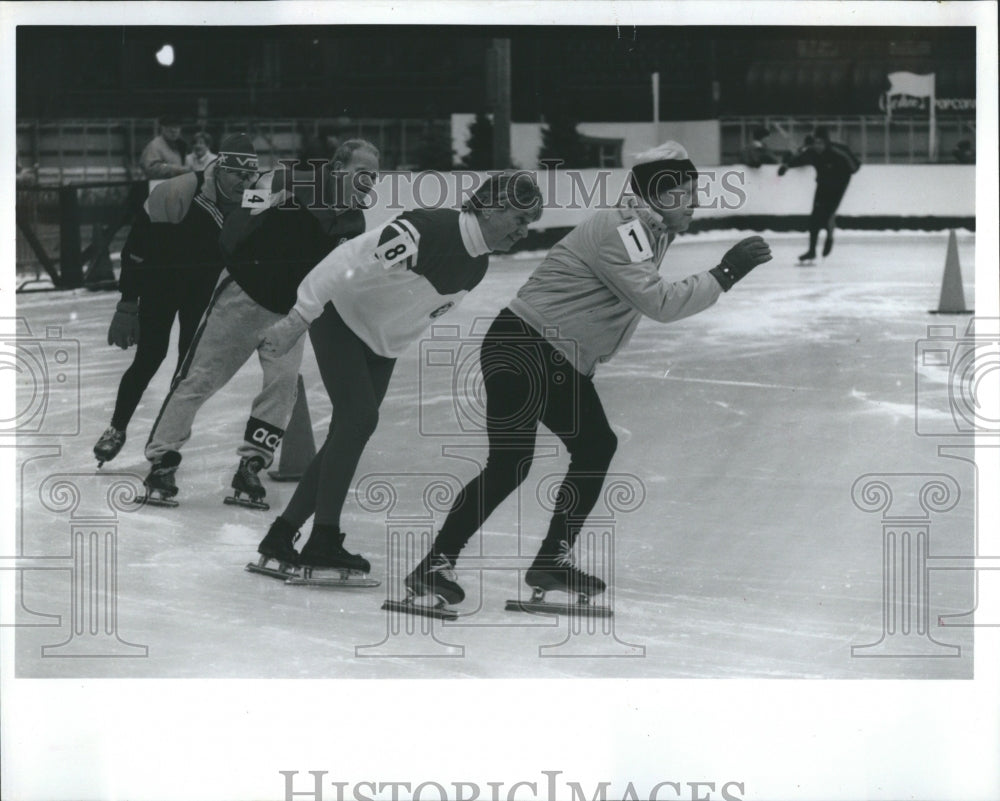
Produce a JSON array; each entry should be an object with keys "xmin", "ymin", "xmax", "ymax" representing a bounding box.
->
[
  {"xmin": 285, "ymin": 566, "xmax": 379, "ymax": 588},
  {"xmin": 224, "ymin": 491, "xmax": 270, "ymax": 511},
  {"xmin": 245, "ymin": 554, "xmax": 300, "ymax": 581},
  {"xmin": 133, "ymin": 491, "xmax": 179, "ymax": 508},
  {"xmin": 505, "ymin": 588, "xmax": 612, "ymax": 618},
  {"xmin": 381, "ymin": 594, "xmax": 463, "ymax": 621}
]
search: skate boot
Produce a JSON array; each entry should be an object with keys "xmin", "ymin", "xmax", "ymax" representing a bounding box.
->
[
  {"xmin": 246, "ymin": 517, "xmax": 301, "ymax": 580},
  {"xmin": 408, "ymin": 553, "xmax": 465, "ymax": 604},
  {"xmin": 822, "ymin": 232, "xmax": 834, "ymax": 257},
  {"xmin": 139, "ymin": 451, "xmax": 181, "ymax": 507},
  {"xmin": 797, "ymin": 249, "xmax": 817, "ymax": 265},
  {"xmin": 507, "ymin": 539, "xmax": 611, "ymax": 617},
  {"xmin": 224, "ymin": 455, "xmax": 269, "ymax": 510},
  {"xmin": 382, "ymin": 552, "xmax": 466, "ymax": 621},
  {"xmin": 287, "ymin": 525, "xmax": 378, "ymax": 587},
  {"xmin": 93, "ymin": 426, "xmax": 126, "ymax": 467}
]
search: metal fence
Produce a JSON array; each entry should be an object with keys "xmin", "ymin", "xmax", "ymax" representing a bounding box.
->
[
  {"xmin": 721, "ymin": 115, "xmax": 976, "ymax": 165},
  {"xmin": 16, "ymin": 117, "xmax": 451, "ymax": 185}
]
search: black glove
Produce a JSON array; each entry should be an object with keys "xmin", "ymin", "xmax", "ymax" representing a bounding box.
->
[
  {"xmin": 777, "ymin": 164, "xmax": 788, "ymax": 176},
  {"xmin": 107, "ymin": 300, "xmax": 140, "ymax": 349},
  {"xmin": 710, "ymin": 236, "xmax": 773, "ymax": 292}
]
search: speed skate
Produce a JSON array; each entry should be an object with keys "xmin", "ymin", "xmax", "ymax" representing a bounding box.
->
[
  {"xmin": 381, "ymin": 593, "xmax": 466, "ymax": 621},
  {"xmin": 244, "ymin": 554, "xmax": 300, "ymax": 581},
  {"xmin": 224, "ymin": 492, "xmax": 270, "ymax": 511},
  {"xmin": 286, "ymin": 566, "xmax": 380, "ymax": 588},
  {"xmin": 224, "ymin": 456, "xmax": 270, "ymax": 510},
  {"xmin": 505, "ymin": 587, "xmax": 613, "ymax": 618},
  {"xmin": 133, "ymin": 492, "xmax": 180, "ymax": 509}
]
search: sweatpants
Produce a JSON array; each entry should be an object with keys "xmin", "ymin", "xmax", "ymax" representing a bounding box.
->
[
  {"xmin": 279, "ymin": 303, "xmax": 396, "ymax": 530},
  {"xmin": 433, "ymin": 308, "xmax": 618, "ymax": 563},
  {"xmin": 144, "ymin": 270, "xmax": 306, "ymax": 467},
  {"xmin": 110, "ymin": 275, "xmax": 217, "ymax": 431}
]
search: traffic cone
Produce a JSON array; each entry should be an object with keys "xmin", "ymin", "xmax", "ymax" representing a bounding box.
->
[
  {"xmin": 930, "ymin": 230, "xmax": 973, "ymax": 314},
  {"xmin": 268, "ymin": 374, "xmax": 317, "ymax": 481}
]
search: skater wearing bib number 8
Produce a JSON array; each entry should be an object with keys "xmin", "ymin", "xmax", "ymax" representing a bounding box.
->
[{"xmin": 251, "ymin": 171, "xmax": 544, "ymax": 586}]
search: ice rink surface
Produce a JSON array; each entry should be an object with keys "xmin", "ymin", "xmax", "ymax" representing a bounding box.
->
[{"xmin": 11, "ymin": 230, "xmax": 979, "ymax": 678}]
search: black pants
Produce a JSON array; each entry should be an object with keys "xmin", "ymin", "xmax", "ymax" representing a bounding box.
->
[
  {"xmin": 808, "ymin": 179, "xmax": 850, "ymax": 247},
  {"xmin": 110, "ymin": 276, "xmax": 217, "ymax": 431},
  {"xmin": 434, "ymin": 308, "xmax": 618, "ymax": 563},
  {"xmin": 280, "ymin": 303, "xmax": 396, "ymax": 530}
]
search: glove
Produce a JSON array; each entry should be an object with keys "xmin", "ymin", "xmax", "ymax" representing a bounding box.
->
[
  {"xmin": 107, "ymin": 301, "xmax": 140, "ymax": 348},
  {"xmin": 710, "ymin": 236, "xmax": 773, "ymax": 292},
  {"xmin": 777, "ymin": 165, "xmax": 788, "ymax": 176},
  {"xmin": 260, "ymin": 309, "xmax": 309, "ymax": 357}
]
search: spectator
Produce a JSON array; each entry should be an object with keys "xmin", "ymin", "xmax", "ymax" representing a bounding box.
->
[
  {"xmin": 741, "ymin": 126, "xmax": 780, "ymax": 167},
  {"xmin": 952, "ymin": 139, "xmax": 975, "ymax": 164},
  {"xmin": 185, "ymin": 132, "xmax": 217, "ymax": 172},
  {"xmin": 140, "ymin": 116, "xmax": 190, "ymax": 179}
]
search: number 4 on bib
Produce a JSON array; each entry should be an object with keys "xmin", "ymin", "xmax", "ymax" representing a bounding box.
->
[
  {"xmin": 617, "ymin": 219, "xmax": 653, "ymax": 262},
  {"xmin": 242, "ymin": 188, "xmax": 270, "ymax": 210}
]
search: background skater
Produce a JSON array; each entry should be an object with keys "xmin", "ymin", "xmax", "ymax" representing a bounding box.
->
[{"xmin": 778, "ymin": 126, "xmax": 860, "ymax": 263}]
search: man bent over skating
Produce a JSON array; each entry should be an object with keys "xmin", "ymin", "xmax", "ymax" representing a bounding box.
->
[
  {"xmin": 142, "ymin": 140, "xmax": 380, "ymax": 507},
  {"xmin": 402, "ymin": 142, "xmax": 772, "ymax": 616},
  {"xmin": 252, "ymin": 171, "xmax": 543, "ymax": 584}
]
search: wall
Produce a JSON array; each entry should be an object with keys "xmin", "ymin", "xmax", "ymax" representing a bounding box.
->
[{"xmin": 451, "ymin": 116, "xmax": 721, "ymax": 168}]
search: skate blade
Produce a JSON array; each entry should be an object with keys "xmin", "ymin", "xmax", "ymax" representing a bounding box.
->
[
  {"xmin": 245, "ymin": 559, "xmax": 300, "ymax": 581},
  {"xmin": 286, "ymin": 569, "xmax": 379, "ymax": 588},
  {"xmin": 133, "ymin": 494, "xmax": 179, "ymax": 508},
  {"xmin": 504, "ymin": 599, "xmax": 613, "ymax": 618},
  {"xmin": 224, "ymin": 495, "xmax": 270, "ymax": 511},
  {"xmin": 381, "ymin": 599, "xmax": 461, "ymax": 621},
  {"xmin": 796, "ymin": 260, "xmax": 817, "ymax": 267}
]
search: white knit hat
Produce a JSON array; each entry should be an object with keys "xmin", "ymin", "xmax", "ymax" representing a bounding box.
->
[
  {"xmin": 632, "ymin": 140, "xmax": 690, "ymax": 167},
  {"xmin": 629, "ymin": 141, "xmax": 697, "ymax": 202}
]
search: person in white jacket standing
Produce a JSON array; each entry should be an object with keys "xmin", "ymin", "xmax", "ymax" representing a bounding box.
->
[{"xmin": 402, "ymin": 141, "xmax": 773, "ymax": 614}]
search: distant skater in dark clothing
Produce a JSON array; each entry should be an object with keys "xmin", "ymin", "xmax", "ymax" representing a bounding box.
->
[{"xmin": 778, "ymin": 126, "xmax": 860, "ymax": 262}]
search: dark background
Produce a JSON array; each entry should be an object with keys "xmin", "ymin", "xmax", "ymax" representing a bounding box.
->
[{"xmin": 17, "ymin": 25, "xmax": 976, "ymax": 120}]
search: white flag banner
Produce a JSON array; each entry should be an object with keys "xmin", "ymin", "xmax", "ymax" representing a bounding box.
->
[
  {"xmin": 887, "ymin": 71, "xmax": 936, "ymax": 98},
  {"xmin": 885, "ymin": 71, "xmax": 938, "ymax": 160}
]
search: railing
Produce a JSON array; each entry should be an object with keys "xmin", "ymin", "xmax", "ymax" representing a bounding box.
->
[
  {"xmin": 16, "ymin": 118, "xmax": 451, "ymax": 185},
  {"xmin": 720, "ymin": 115, "xmax": 976, "ymax": 165}
]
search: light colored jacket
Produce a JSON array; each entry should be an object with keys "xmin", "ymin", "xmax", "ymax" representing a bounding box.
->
[
  {"xmin": 508, "ymin": 201, "xmax": 722, "ymax": 376},
  {"xmin": 140, "ymin": 135, "xmax": 188, "ymax": 179}
]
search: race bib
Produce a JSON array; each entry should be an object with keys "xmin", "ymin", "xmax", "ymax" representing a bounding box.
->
[
  {"xmin": 617, "ymin": 219, "xmax": 653, "ymax": 263},
  {"xmin": 242, "ymin": 188, "xmax": 271, "ymax": 210},
  {"xmin": 374, "ymin": 224, "xmax": 419, "ymax": 269}
]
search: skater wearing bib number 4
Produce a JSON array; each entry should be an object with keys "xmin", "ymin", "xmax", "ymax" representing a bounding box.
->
[
  {"xmin": 396, "ymin": 141, "xmax": 772, "ymax": 619},
  {"xmin": 140, "ymin": 140, "xmax": 379, "ymax": 508}
]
